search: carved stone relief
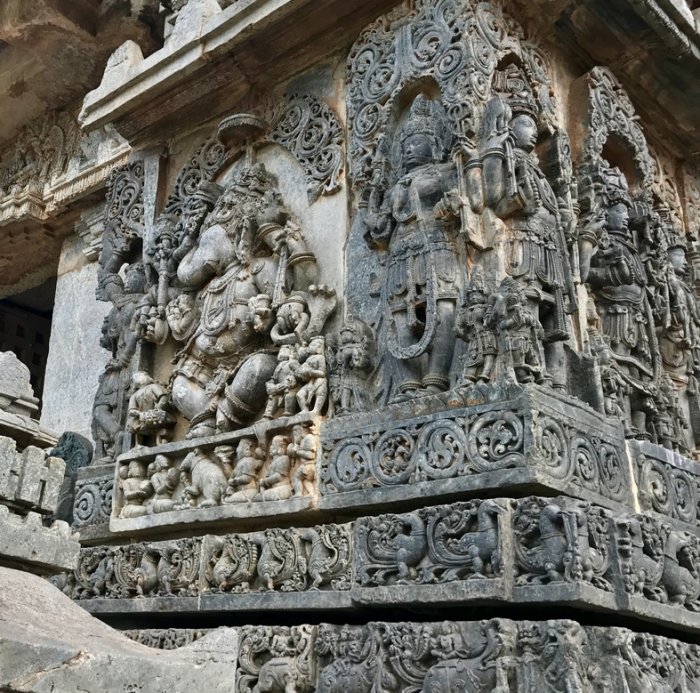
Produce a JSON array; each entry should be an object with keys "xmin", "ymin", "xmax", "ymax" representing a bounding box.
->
[
  {"xmin": 83, "ymin": 0, "xmax": 700, "ymax": 535},
  {"xmin": 112, "ymin": 420, "xmax": 320, "ymax": 524},
  {"xmin": 0, "ymin": 109, "xmax": 129, "ymax": 226},
  {"xmin": 57, "ymin": 494, "xmax": 700, "ymax": 631},
  {"xmin": 312, "ymin": 620, "xmax": 700, "ymax": 693},
  {"xmin": 124, "ymin": 628, "xmax": 211, "ymax": 649},
  {"xmin": 72, "ymin": 472, "xmax": 114, "ymax": 528},
  {"xmin": 320, "ymin": 384, "xmax": 629, "ymax": 511},
  {"xmin": 46, "ymin": 432, "xmax": 93, "ymax": 525},
  {"xmin": 69, "ymin": 1, "xmax": 700, "ymax": 673},
  {"xmin": 355, "ymin": 498, "xmax": 505, "ymax": 587},
  {"xmin": 91, "ymin": 161, "xmax": 147, "ymax": 465},
  {"xmin": 203, "ymin": 523, "xmax": 351, "ymax": 594},
  {"xmin": 575, "ymin": 66, "xmax": 700, "ymax": 452}
]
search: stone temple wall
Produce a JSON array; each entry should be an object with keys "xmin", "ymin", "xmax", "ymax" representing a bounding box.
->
[{"xmin": 2, "ymin": 0, "xmax": 700, "ymax": 689}]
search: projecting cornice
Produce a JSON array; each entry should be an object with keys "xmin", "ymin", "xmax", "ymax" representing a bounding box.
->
[
  {"xmin": 79, "ymin": 0, "xmax": 700, "ymax": 158},
  {"xmin": 78, "ymin": 0, "xmax": 404, "ymax": 146}
]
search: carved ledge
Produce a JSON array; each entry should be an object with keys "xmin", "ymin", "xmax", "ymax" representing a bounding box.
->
[
  {"xmin": 0, "ymin": 111, "xmax": 129, "ymax": 228},
  {"xmin": 60, "ymin": 494, "xmax": 700, "ymax": 634},
  {"xmin": 105, "ymin": 386, "xmax": 700, "ymax": 539},
  {"xmin": 78, "ymin": 0, "xmax": 401, "ymax": 144},
  {"xmin": 174, "ymin": 620, "xmax": 700, "ymax": 690},
  {"xmin": 110, "ymin": 413, "xmax": 321, "ymax": 536},
  {"xmin": 124, "ymin": 628, "xmax": 212, "ymax": 649},
  {"xmin": 71, "ymin": 464, "xmax": 114, "ymax": 544},
  {"xmin": 321, "ymin": 385, "xmax": 631, "ymax": 515},
  {"xmin": 631, "ymin": 439, "xmax": 700, "ymax": 531}
]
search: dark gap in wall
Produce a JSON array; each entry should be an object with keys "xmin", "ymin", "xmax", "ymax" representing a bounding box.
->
[{"xmin": 0, "ymin": 276, "xmax": 56, "ymax": 415}]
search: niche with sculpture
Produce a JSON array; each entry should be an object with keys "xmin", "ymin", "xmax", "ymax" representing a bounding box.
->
[{"xmin": 90, "ymin": 0, "xmax": 700, "ymax": 534}]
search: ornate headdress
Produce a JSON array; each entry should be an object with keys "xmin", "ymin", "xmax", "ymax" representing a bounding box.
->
[
  {"xmin": 400, "ymin": 94, "xmax": 452, "ymax": 162},
  {"xmin": 493, "ymin": 64, "xmax": 539, "ymax": 121},
  {"xmin": 657, "ymin": 208, "xmax": 687, "ymax": 251},
  {"xmin": 465, "ymin": 265, "xmax": 488, "ymax": 296},
  {"xmin": 339, "ymin": 314, "xmax": 373, "ymax": 349},
  {"xmin": 600, "ymin": 165, "xmax": 632, "ymax": 208}
]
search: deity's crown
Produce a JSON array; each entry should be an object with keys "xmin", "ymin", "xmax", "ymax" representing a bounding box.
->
[
  {"xmin": 600, "ymin": 165, "xmax": 632, "ymax": 208},
  {"xmin": 340, "ymin": 314, "xmax": 371, "ymax": 346},
  {"xmin": 466, "ymin": 266, "xmax": 487, "ymax": 294},
  {"xmin": 402, "ymin": 94, "xmax": 438, "ymax": 140},
  {"xmin": 400, "ymin": 94, "xmax": 451, "ymax": 159},
  {"xmin": 656, "ymin": 205, "xmax": 687, "ymax": 250},
  {"xmin": 493, "ymin": 64, "xmax": 538, "ymax": 121}
]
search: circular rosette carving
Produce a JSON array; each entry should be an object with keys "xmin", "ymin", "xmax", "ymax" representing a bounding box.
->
[
  {"xmin": 436, "ymin": 45, "xmax": 466, "ymax": 81},
  {"xmin": 598, "ymin": 444, "xmax": 625, "ymax": 500},
  {"xmin": 570, "ymin": 437, "xmax": 600, "ymax": 491},
  {"xmin": 276, "ymin": 102, "xmax": 304, "ymax": 141},
  {"xmin": 672, "ymin": 469, "xmax": 697, "ymax": 524},
  {"xmin": 371, "ymin": 429, "xmax": 416, "ymax": 485},
  {"xmin": 73, "ymin": 483, "xmax": 102, "ymax": 526},
  {"xmin": 359, "ymin": 48, "xmax": 398, "ymax": 103},
  {"xmin": 327, "ymin": 439, "xmax": 371, "ymax": 492},
  {"xmin": 354, "ymin": 103, "xmax": 384, "ymax": 141},
  {"xmin": 637, "ymin": 455, "xmax": 672, "ymax": 516},
  {"xmin": 533, "ymin": 418, "xmax": 569, "ymax": 479},
  {"xmin": 415, "ymin": 420, "xmax": 467, "ymax": 480},
  {"xmin": 475, "ymin": 3, "xmax": 510, "ymax": 52},
  {"xmin": 466, "ymin": 411, "xmax": 525, "ymax": 472},
  {"xmin": 410, "ymin": 13, "xmax": 451, "ymax": 71}
]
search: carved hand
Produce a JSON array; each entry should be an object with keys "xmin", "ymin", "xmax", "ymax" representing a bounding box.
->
[{"xmin": 433, "ymin": 189, "xmax": 463, "ymax": 221}]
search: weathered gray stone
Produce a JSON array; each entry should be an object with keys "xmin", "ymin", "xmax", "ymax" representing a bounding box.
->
[
  {"xmin": 56, "ymin": 494, "xmax": 700, "ymax": 634},
  {"xmin": 320, "ymin": 384, "xmax": 631, "ymax": 514},
  {"xmin": 6, "ymin": 0, "xmax": 700, "ymax": 683},
  {"xmin": 71, "ymin": 463, "xmax": 114, "ymax": 540},
  {"xmin": 124, "ymin": 628, "xmax": 212, "ymax": 649},
  {"xmin": 0, "ymin": 436, "xmax": 64, "ymax": 514},
  {"xmin": 630, "ymin": 438, "xmax": 700, "ymax": 531},
  {"xmin": 0, "ymin": 351, "xmax": 36, "ymax": 406},
  {"xmin": 235, "ymin": 619, "xmax": 700, "ymax": 692},
  {"xmin": 0, "ymin": 508, "xmax": 77, "ymax": 574},
  {"xmin": 0, "ymin": 566, "xmax": 238, "ymax": 692},
  {"xmin": 41, "ymin": 236, "xmax": 112, "ymax": 446}
]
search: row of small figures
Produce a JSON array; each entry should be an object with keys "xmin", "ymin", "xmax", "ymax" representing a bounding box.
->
[{"xmin": 118, "ymin": 424, "xmax": 317, "ymax": 518}]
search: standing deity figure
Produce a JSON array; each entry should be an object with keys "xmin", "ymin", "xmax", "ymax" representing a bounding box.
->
[
  {"xmin": 329, "ymin": 316, "xmax": 375, "ymax": 415},
  {"xmin": 263, "ymin": 344, "xmax": 301, "ymax": 419},
  {"xmin": 364, "ymin": 93, "xmax": 462, "ymax": 402},
  {"xmin": 582, "ymin": 165, "xmax": 657, "ymax": 436},
  {"xmin": 296, "ymin": 336, "xmax": 328, "ymax": 414},
  {"xmin": 656, "ymin": 223, "xmax": 700, "ymax": 385},
  {"xmin": 650, "ymin": 374, "xmax": 690, "ymax": 454},
  {"xmin": 491, "ymin": 278, "xmax": 546, "ymax": 384},
  {"xmin": 289, "ymin": 424, "xmax": 316, "ymax": 497},
  {"xmin": 92, "ymin": 261, "xmax": 147, "ymax": 463},
  {"xmin": 454, "ymin": 268, "xmax": 497, "ymax": 386},
  {"xmin": 469, "ymin": 66, "xmax": 574, "ymax": 387},
  {"xmin": 164, "ymin": 163, "xmax": 322, "ymax": 437}
]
